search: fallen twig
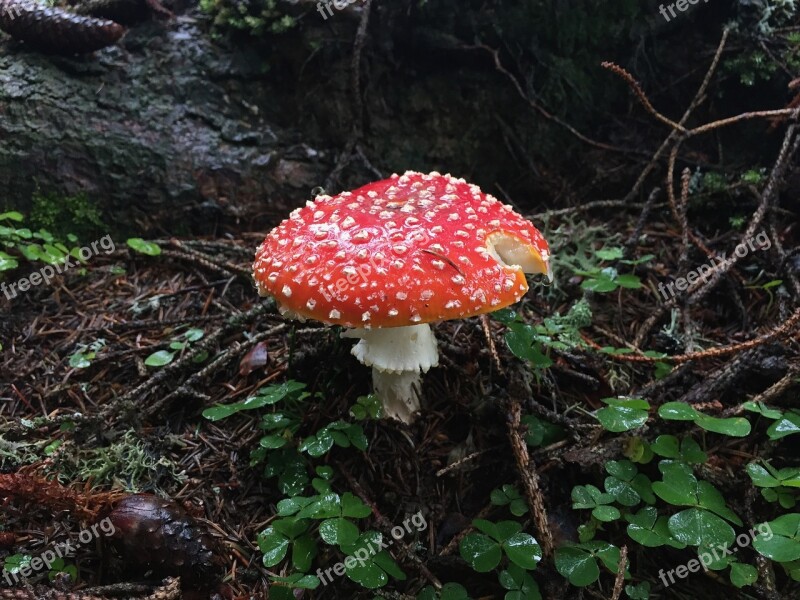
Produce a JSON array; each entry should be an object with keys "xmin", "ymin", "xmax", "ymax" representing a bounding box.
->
[{"xmin": 506, "ymin": 401, "xmax": 554, "ymax": 558}]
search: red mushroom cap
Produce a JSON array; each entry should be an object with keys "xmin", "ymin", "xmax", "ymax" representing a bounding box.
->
[{"xmin": 253, "ymin": 171, "xmax": 550, "ymax": 328}]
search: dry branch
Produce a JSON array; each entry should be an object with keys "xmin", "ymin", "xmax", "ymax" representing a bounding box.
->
[{"xmin": 506, "ymin": 401, "xmax": 554, "ymax": 558}]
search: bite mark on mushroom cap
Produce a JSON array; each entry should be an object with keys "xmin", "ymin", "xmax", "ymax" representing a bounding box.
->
[{"xmin": 253, "ymin": 171, "xmax": 551, "ymax": 328}]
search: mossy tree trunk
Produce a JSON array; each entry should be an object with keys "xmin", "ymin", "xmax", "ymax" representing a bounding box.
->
[{"xmin": 0, "ymin": 17, "xmax": 334, "ymax": 235}]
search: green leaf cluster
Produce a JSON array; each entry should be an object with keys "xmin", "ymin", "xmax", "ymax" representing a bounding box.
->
[
  {"xmin": 499, "ymin": 564, "xmax": 541, "ymax": 600},
  {"xmin": 747, "ymin": 462, "xmax": 800, "ymax": 509},
  {"xmin": 458, "ymin": 519, "xmax": 542, "ymax": 597},
  {"xmin": 459, "ymin": 519, "xmax": 541, "ymax": 573},
  {"xmin": 752, "ymin": 514, "xmax": 800, "ymax": 582},
  {"xmin": 47, "ymin": 557, "xmax": 78, "ymax": 582},
  {"xmin": 205, "ymin": 382, "xmax": 383, "ymax": 591},
  {"xmin": 521, "ymin": 414, "xmax": 566, "ymax": 448},
  {"xmin": 493, "ymin": 299, "xmax": 593, "ymax": 371},
  {"xmin": 596, "ymin": 398, "xmax": 649, "ymax": 432},
  {"xmin": 491, "ymin": 485, "xmax": 529, "ymax": 517},
  {"xmin": 69, "ymin": 338, "xmax": 107, "ymax": 369},
  {"xmin": 555, "ymin": 541, "xmax": 626, "ymax": 587},
  {"xmin": 350, "ymin": 394, "xmax": 383, "ymax": 420},
  {"xmin": 571, "ymin": 460, "xmax": 656, "ymax": 532},
  {"xmin": 29, "ymin": 191, "xmax": 105, "ymax": 239},
  {"xmin": 199, "ymin": 0, "xmax": 297, "ymax": 37},
  {"xmin": 652, "ymin": 462, "xmax": 742, "ymax": 548},
  {"xmin": 144, "ymin": 327, "xmax": 206, "ymax": 368},
  {"xmin": 565, "ymin": 426, "xmax": 772, "ymax": 592},
  {"xmin": 262, "ymin": 490, "xmax": 408, "ymax": 591},
  {"xmin": 574, "ymin": 246, "xmax": 650, "ymax": 293},
  {"xmin": 743, "ymin": 401, "xmax": 800, "ymax": 441},
  {"xmin": 658, "ymin": 402, "xmax": 751, "ymax": 436},
  {"xmin": 0, "ymin": 211, "xmax": 90, "ymax": 275},
  {"xmin": 299, "ymin": 421, "xmax": 367, "ymax": 457}
]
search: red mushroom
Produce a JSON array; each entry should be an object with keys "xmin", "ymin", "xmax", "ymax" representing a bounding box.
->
[{"xmin": 253, "ymin": 171, "xmax": 551, "ymax": 422}]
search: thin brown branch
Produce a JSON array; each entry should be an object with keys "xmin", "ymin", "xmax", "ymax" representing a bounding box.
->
[
  {"xmin": 687, "ymin": 122, "xmax": 799, "ymax": 306},
  {"xmin": 474, "ymin": 44, "xmax": 637, "ymax": 155},
  {"xmin": 506, "ymin": 401, "xmax": 554, "ymax": 558},
  {"xmin": 725, "ymin": 365, "xmax": 800, "ymax": 416},
  {"xmin": 689, "ymin": 108, "xmax": 799, "ymax": 136},
  {"xmin": 589, "ymin": 307, "xmax": 800, "ymax": 365},
  {"xmin": 601, "ymin": 61, "xmax": 687, "ymax": 133},
  {"xmin": 677, "ymin": 167, "xmax": 692, "ymax": 273},
  {"xmin": 610, "ymin": 545, "xmax": 628, "ymax": 600}
]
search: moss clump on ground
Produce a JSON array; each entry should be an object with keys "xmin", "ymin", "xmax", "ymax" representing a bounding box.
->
[
  {"xmin": 29, "ymin": 190, "xmax": 105, "ymax": 240},
  {"xmin": 199, "ymin": 0, "xmax": 297, "ymax": 37},
  {"xmin": 50, "ymin": 430, "xmax": 186, "ymax": 491}
]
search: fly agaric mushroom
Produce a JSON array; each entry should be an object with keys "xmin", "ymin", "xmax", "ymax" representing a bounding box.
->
[{"xmin": 253, "ymin": 171, "xmax": 551, "ymax": 423}]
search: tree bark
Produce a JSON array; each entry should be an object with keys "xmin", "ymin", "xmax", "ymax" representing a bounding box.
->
[{"xmin": 0, "ymin": 14, "xmax": 331, "ymax": 233}]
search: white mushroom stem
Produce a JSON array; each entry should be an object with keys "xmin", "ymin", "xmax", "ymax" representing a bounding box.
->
[
  {"xmin": 341, "ymin": 324, "xmax": 439, "ymax": 423},
  {"xmin": 369, "ymin": 371, "xmax": 424, "ymax": 424}
]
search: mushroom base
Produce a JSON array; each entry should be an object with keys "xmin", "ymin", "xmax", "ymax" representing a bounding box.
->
[
  {"xmin": 371, "ymin": 370, "xmax": 422, "ymax": 423},
  {"xmin": 342, "ymin": 324, "xmax": 439, "ymax": 423}
]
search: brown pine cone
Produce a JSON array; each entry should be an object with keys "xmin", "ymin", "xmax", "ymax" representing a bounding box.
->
[
  {"xmin": 107, "ymin": 494, "xmax": 225, "ymax": 588},
  {"xmin": 0, "ymin": 0, "xmax": 125, "ymax": 54}
]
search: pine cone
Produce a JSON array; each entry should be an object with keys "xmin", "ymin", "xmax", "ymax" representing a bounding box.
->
[
  {"xmin": 108, "ymin": 494, "xmax": 225, "ymax": 587},
  {"xmin": 0, "ymin": 0, "xmax": 125, "ymax": 54}
]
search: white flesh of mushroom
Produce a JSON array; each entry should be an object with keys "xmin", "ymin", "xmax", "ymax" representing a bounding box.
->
[
  {"xmin": 486, "ymin": 232, "xmax": 553, "ymax": 281},
  {"xmin": 341, "ymin": 324, "xmax": 439, "ymax": 423}
]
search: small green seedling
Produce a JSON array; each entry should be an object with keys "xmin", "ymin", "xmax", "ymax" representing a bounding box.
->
[
  {"xmin": 69, "ymin": 339, "xmax": 107, "ymax": 369},
  {"xmin": 596, "ymin": 398, "xmax": 649, "ymax": 432},
  {"xmin": 459, "ymin": 519, "xmax": 541, "ymax": 573},
  {"xmin": 126, "ymin": 238, "xmax": 161, "ymax": 256},
  {"xmin": 47, "ymin": 557, "xmax": 78, "ymax": 582},
  {"xmin": 144, "ymin": 327, "xmax": 206, "ymax": 368},
  {"xmin": 658, "ymin": 402, "xmax": 751, "ymax": 436},
  {"xmin": 555, "ymin": 541, "xmax": 626, "ymax": 587},
  {"xmin": 491, "ymin": 485, "xmax": 529, "ymax": 517},
  {"xmin": 747, "ymin": 462, "xmax": 800, "ymax": 509},
  {"xmin": 574, "ymin": 246, "xmax": 649, "ymax": 293}
]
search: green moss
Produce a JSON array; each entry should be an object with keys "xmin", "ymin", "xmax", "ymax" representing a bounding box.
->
[
  {"xmin": 723, "ymin": 1, "xmax": 800, "ymax": 85},
  {"xmin": 0, "ymin": 436, "xmax": 43, "ymax": 470},
  {"xmin": 51, "ymin": 430, "xmax": 185, "ymax": 491},
  {"xmin": 700, "ymin": 172, "xmax": 728, "ymax": 194},
  {"xmin": 29, "ymin": 190, "xmax": 105, "ymax": 240},
  {"xmin": 200, "ymin": 0, "xmax": 298, "ymax": 37}
]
